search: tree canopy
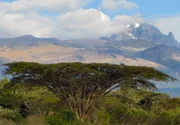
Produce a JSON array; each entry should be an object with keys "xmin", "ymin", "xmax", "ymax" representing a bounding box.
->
[{"xmin": 4, "ymin": 62, "xmax": 175, "ymax": 121}]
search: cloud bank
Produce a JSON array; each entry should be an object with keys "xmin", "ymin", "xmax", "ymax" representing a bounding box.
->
[
  {"xmin": 0, "ymin": 7, "xmax": 143, "ymax": 39},
  {"xmin": 56, "ymin": 9, "xmax": 143, "ymax": 39}
]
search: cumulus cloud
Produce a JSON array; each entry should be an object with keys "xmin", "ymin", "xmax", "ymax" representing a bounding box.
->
[
  {"xmin": 0, "ymin": 8, "xmax": 143, "ymax": 39},
  {"xmin": 0, "ymin": 0, "xmax": 143, "ymax": 39},
  {"xmin": 0, "ymin": 0, "xmax": 88, "ymax": 13},
  {"xmin": 152, "ymin": 15, "xmax": 180, "ymax": 41},
  {"xmin": 0, "ymin": 12, "xmax": 53, "ymax": 37},
  {"xmin": 56, "ymin": 9, "xmax": 113, "ymax": 38},
  {"xmin": 56, "ymin": 9, "xmax": 143, "ymax": 39},
  {"xmin": 101, "ymin": 0, "xmax": 138, "ymax": 10}
]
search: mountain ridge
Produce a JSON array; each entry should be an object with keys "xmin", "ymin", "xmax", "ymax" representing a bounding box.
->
[{"xmin": 101, "ymin": 23, "xmax": 180, "ymax": 48}]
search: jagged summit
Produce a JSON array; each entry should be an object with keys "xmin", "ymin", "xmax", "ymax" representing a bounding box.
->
[
  {"xmin": 105, "ymin": 23, "xmax": 179, "ymax": 47},
  {"xmin": 168, "ymin": 32, "xmax": 175, "ymax": 40}
]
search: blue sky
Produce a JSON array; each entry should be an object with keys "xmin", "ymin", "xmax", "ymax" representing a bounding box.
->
[
  {"xmin": 129, "ymin": 0, "xmax": 180, "ymax": 17},
  {"xmin": 0, "ymin": 0, "xmax": 179, "ymax": 40},
  {"xmin": 85, "ymin": 0, "xmax": 180, "ymax": 18}
]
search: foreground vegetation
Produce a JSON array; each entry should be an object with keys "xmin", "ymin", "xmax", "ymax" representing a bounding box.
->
[{"xmin": 0, "ymin": 62, "xmax": 179, "ymax": 125}]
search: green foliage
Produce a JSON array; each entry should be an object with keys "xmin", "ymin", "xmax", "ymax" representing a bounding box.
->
[
  {"xmin": 159, "ymin": 108, "xmax": 180, "ymax": 125},
  {"xmin": 122, "ymin": 108, "xmax": 148, "ymax": 124},
  {"xmin": 96, "ymin": 88, "xmax": 180, "ymax": 125},
  {"xmin": 138, "ymin": 92, "xmax": 169, "ymax": 112},
  {"xmin": 0, "ymin": 78, "xmax": 9, "ymax": 89},
  {"xmin": 0, "ymin": 106, "xmax": 23, "ymax": 123},
  {"xmin": 0, "ymin": 90, "xmax": 21, "ymax": 109},
  {"xmin": 18, "ymin": 85, "xmax": 60, "ymax": 116},
  {"xmin": 46, "ymin": 109, "xmax": 80, "ymax": 125},
  {"xmin": 95, "ymin": 110, "xmax": 110, "ymax": 125},
  {"xmin": 0, "ymin": 80, "xmax": 59, "ymax": 118},
  {"xmin": 0, "ymin": 118, "xmax": 16, "ymax": 125}
]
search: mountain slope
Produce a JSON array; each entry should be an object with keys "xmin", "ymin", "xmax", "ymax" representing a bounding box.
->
[
  {"xmin": 0, "ymin": 35, "xmax": 68, "ymax": 48},
  {"xmin": 64, "ymin": 38, "xmax": 107, "ymax": 49},
  {"xmin": 136, "ymin": 45, "xmax": 180, "ymax": 78}
]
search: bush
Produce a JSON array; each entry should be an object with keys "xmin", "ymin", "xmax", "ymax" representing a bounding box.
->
[
  {"xmin": 94, "ymin": 110, "xmax": 110, "ymax": 125},
  {"xmin": 20, "ymin": 86, "xmax": 60, "ymax": 116},
  {"xmin": 0, "ymin": 90, "xmax": 21, "ymax": 109},
  {"xmin": 0, "ymin": 106, "xmax": 23, "ymax": 123},
  {"xmin": 160, "ymin": 108, "xmax": 180, "ymax": 125},
  {"xmin": 0, "ymin": 118, "xmax": 16, "ymax": 125},
  {"xmin": 123, "ymin": 108, "xmax": 148, "ymax": 124},
  {"xmin": 0, "ymin": 82, "xmax": 60, "ymax": 116},
  {"xmin": 46, "ymin": 109, "xmax": 80, "ymax": 125}
]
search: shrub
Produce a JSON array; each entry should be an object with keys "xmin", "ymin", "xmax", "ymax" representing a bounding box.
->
[
  {"xmin": 46, "ymin": 109, "xmax": 80, "ymax": 125},
  {"xmin": 121, "ymin": 108, "xmax": 148, "ymax": 125},
  {"xmin": 94, "ymin": 110, "xmax": 110, "ymax": 125},
  {"xmin": 0, "ymin": 118, "xmax": 16, "ymax": 125},
  {"xmin": 0, "ymin": 90, "xmax": 21, "ymax": 109},
  {"xmin": 0, "ymin": 106, "xmax": 23, "ymax": 123}
]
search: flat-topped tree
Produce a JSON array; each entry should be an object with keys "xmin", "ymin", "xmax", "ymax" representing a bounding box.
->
[{"xmin": 4, "ymin": 62, "xmax": 175, "ymax": 121}]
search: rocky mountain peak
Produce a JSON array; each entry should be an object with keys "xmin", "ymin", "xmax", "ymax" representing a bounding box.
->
[
  {"xmin": 102, "ymin": 23, "xmax": 180, "ymax": 48},
  {"xmin": 131, "ymin": 23, "xmax": 163, "ymax": 41},
  {"xmin": 168, "ymin": 31, "xmax": 175, "ymax": 41}
]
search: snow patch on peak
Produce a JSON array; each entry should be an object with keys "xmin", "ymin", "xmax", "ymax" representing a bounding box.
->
[
  {"xmin": 128, "ymin": 33, "xmax": 132, "ymax": 36},
  {"xmin": 135, "ymin": 23, "xmax": 140, "ymax": 28},
  {"xmin": 126, "ymin": 23, "xmax": 140, "ymax": 28},
  {"xmin": 132, "ymin": 36, "xmax": 137, "ymax": 39}
]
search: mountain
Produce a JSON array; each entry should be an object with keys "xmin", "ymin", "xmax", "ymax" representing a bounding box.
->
[
  {"xmin": 0, "ymin": 35, "xmax": 68, "ymax": 48},
  {"xmin": 103, "ymin": 23, "xmax": 180, "ymax": 48},
  {"xmin": 132, "ymin": 24, "xmax": 179, "ymax": 46},
  {"xmin": 0, "ymin": 23, "xmax": 180, "ymax": 96},
  {"xmin": 136, "ymin": 45, "xmax": 180, "ymax": 78},
  {"xmin": 137, "ymin": 44, "xmax": 180, "ymax": 63},
  {"xmin": 64, "ymin": 38, "xmax": 107, "ymax": 49},
  {"xmin": 99, "ymin": 23, "xmax": 180, "ymax": 81}
]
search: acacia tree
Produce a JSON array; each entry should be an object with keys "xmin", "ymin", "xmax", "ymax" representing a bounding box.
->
[{"xmin": 4, "ymin": 62, "xmax": 175, "ymax": 121}]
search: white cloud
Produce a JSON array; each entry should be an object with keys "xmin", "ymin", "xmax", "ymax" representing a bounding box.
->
[
  {"xmin": 101, "ymin": 0, "xmax": 138, "ymax": 10},
  {"xmin": 56, "ymin": 9, "xmax": 143, "ymax": 39},
  {"xmin": 0, "ymin": 0, "xmax": 143, "ymax": 39},
  {"xmin": 0, "ymin": 8, "xmax": 143, "ymax": 39},
  {"xmin": 152, "ymin": 15, "xmax": 180, "ymax": 41},
  {"xmin": 0, "ymin": 12, "xmax": 53, "ymax": 37},
  {"xmin": 113, "ymin": 14, "xmax": 144, "ymax": 31},
  {"xmin": 0, "ymin": 0, "xmax": 88, "ymax": 13},
  {"xmin": 56, "ymin": 9, "xmax": 113, "ymax": 38}
]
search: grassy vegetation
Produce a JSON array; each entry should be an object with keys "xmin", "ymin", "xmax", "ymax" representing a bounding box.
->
[{"xmin": 0, "ymin": 62, "xmax": 179, "ymax": 125}]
